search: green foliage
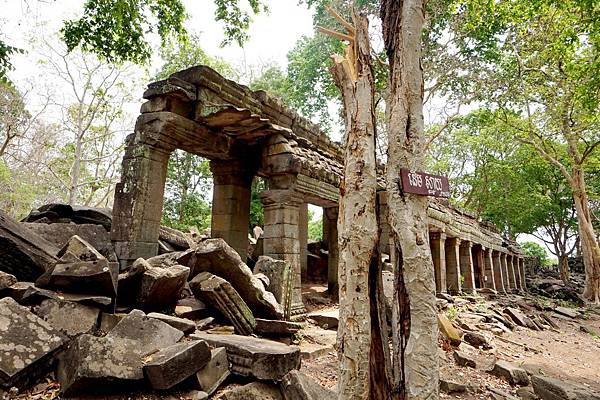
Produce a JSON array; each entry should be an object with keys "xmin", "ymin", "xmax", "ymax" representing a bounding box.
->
[
  {"xmin": 308, "ymin": 211, "xmax": 323, "ymax": 241},
  {"xmin": 155, "ymin": 34, "xmax": 238, "ymax": 81},
  {"xmin": 249, "ymin": 65, "xmax": 292, "ymax": 105},
  {"xmin": 520, "ymin": 241, "xmax": 550, "ymax": 267},
  {"xmin": 214, "ymin": 0, "xmax": 268, "ymax": 46},
  {"xmin": 249, "ymin": 178, "xmax": 265, "ymax": 229},
  {"xmin": 0, "ymin": 41, "xmax": 23, "ymax": 83}
]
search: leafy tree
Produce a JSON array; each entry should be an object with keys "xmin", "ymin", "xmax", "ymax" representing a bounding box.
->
[
  {"xmin": 521, "ymin": 241, "xmax": 551, "ymax": 268},
  {"xmin": 307, "ymin": 210, "xmax": 323, "ymax": 241}
]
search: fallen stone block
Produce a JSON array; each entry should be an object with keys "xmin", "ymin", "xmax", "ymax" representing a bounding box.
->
[
  {"xmin": 57, "ymin": 333, "xmax": 144, "ymax": 396},
  {"xmin": 453, "ymin": 350, "xmax": 477, "ymax": 368},
  {"xmin": 136, "ymin": 264, "xmax": 190, "ymax": 311},
  {"xmin": 195, "ymin": 347, "xmax": 230, "ymax": 396},
  {"xmin": 463, "ymin": 331, "xmax": 492, "ymax": 350},
  {"xmin": 254, "ymin": 256, "xmax": 292, "ymax": 317},
  {"xmin": 531, "ymin": 375, "xmax": 600, "ymax": 400},
  {"xmin": 440, "ymin": 379, "xmax": 468, "ymax": 394},
  {"xmin": 23, "ymin": 223, "xmax": 116, "ymax": 261},
  {"xmin": 0, "ymin": 297, "xmax": 67, "ymax": 389},
  {"xmin": 147, "ymin": 312, "xmax": 196, "ymax": 334},
  {"xmin": 438, "ymin": 314, "xmax": 462, "ymax": 346},
  {"xmin": 1, "ymin": 281, "xmax": 33, "ymax": 301},
  {"xmin": 218, "ymin": 382, "xmax": 283, "ymax": 400},
  {"xmin": 280, "ymin": 370, "xmax": 335, "ymax": 399},
  {"xmin": 175, "ymin": 297, "xmax": 209, "ymax": 320},
  {"xmin": 36, "ymin": 259, "xmax": 118, "ymax": 298},
  {"xmin": 0, "ymin": 271, "xmax": 16, "ymax": 291},
  {"xmin": 0, "ymin": 210, "xmax": 59, "ymax": 281},
  {"xmin": 554, "ymin": 307, "xmax": 579, "ymax": 319},
  {"xmin": 190, "ymin": 272, "xmax": 256, "ymax": 335},
  {"xmin": 308, "ymin": 309, "xmax": 339, "ymax": 330},
  {"xmin": 191, "ymin": 332, "xmax": 301, "ymax": 381},
  {"xmin": 144, "ymin": 340, "xmax": 211, "ymax": 390},
  {"xmin": 56, "ymin": 234, "xmax": 105, "ymax": 262},
  {"xmin": 255, "ymin": 318, "xmax": 302, "ymax": 335},
  {"xmin": 516, "ymin": 386, "xmax": 537, "ymax": 400},
  {"xmin": 20, "ymin": 286, "xmax": 113, "ymax": 310},
  {"xmin": 35, "ymin": 298, "xmax": 100, "ymax": 337},
  {"xmin": 491, "ymin": 360, "xmax": 530, "ymax": 386},
  {"xmin": 505, "ymin": 308, "xmax": 529, "ymax": 328},
  {"xmin": 100, "ymin": 312, "xmax": 126, "ymax": 332},
  {"xmin": 107, "ymin": 309, "xmax": 184, "ymax": 352},
  {"xmin": 116, "ymin": 257, "xmax": 150, "ymax": 306},
  {"xmin": 180, "ymin": 239, "xmax": 283, "ymax": 319}
]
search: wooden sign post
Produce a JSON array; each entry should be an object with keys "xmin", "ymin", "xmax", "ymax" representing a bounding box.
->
[{"xmin": 400, "ymin": 168, "xmax": 450, "ymax": 198}]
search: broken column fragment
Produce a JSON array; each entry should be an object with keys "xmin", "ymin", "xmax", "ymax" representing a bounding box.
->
[
  {"xmin": 191, "ymin": 332, "xmax": 301, "ymax": 380},
  {"xmin": 0, "ymin": 210, "xmax": 58, "ymax": 281},
  {"xmin": 195, "ymin": 347, "xmax": 230, "ymax": 396},
  {"xmin": 179, "ymin": 238, "xmax": 283, "ymax": 320},
  {"xmin": 143, "ymin": 340, "xmax": 211, "ymax": 390},
  {"xmin": 136, "ymin": 264, "xmax": 189, "ymax": 311},
  {"xmin": 36, "ymin": 259, "xmax": 119, "ymax": 298},
  {"xmin": 254, "ymin": 256, "xmax": 293, "ymax": 318},
  {"xmin": 107, "ymin": 309, "xmax": 184, "ymax": 349},
  {"xmin": 189, "ymin": 271, "xmax": 256, "ymax": 335},
  {"xmin": 0, "ymin": 297, "xmax": 67, "ymax": 389},
  {"xmin": 34, "ymin": 298, "xmax": 100, "ymax": 337}
]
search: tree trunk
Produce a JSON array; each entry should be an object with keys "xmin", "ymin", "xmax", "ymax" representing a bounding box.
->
[
  {"xmin": 330, "ymin": 10, "xmax": 382, "ymax": 400},
  {"xmin": 381, "ymin": 1, "xmax": 439, "ymax": 399},
  {"xmin": 571, "ymin": 169, "xmax": 600, "ymax": 302},
  {"xmin": 558, "ymin": 255, "xmax": 570, "ymax": 283}
]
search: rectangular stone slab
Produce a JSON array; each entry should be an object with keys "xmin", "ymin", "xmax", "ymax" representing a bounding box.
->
[
  {"xmin": 37, "ymin": 259, "xmax": 119, "ymax": 297},
  {"xmin": 195, "ymin": 347, "xmax": 230, "ymax": 396},
  {"xmin": 0, "ymin": 297, "xmax": 67, "ymax": 389},
  {"xmin": 143, "ymin": 340, "xmax": 211, "ymax": 390},
  {"xmin": 191, "ymin": 332, "xmax": 301, "ymax": 381},
  {"xmin": 0, "ymin": 211, "xmax": 59, "ymax": 281}
]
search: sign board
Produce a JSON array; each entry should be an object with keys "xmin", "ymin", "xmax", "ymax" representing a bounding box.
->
[{"xmin": 400, "ymin": 168, "xmax": 450, "ymax": 198}]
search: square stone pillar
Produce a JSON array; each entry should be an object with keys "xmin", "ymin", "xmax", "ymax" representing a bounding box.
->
[
  {"xmin": 430, "ymin": 232, "xmax": 447, "ymax": 293},
  {"xmin": 260, "ymin": 189, "xmax": 305, "ymax": 320},
  {"xmin": 210, "ymin": 160, "xmax": 254, "ymax": 261},
  {"xmin": 513, "ymin": 255, "xmax": 523, "ymax": 291},
  {"xmin": 445, "ymin": 237, "xmax": 462, "ymax": 294},
  {"xmin": 507, "ymin": 254, "xmax": 517, "ymax": 291},
  {"xmin": 483, "ymin": 247, "xmax": 496, "ymax": 290},
  {"xmin": 459, "ymin": 240, "xmax": 476, "ymax": 293},
  {"xmin": 500, "ymin": 253, "xmax": 511, "ymax": 291},
  {"xmin": 299, "ymin": 203, "xmax": 308, "ymax": 281},
  {"xmin": 111, "ymin": 141, "xmax": 172, "ymax": 268},
  {"xmin": 519, "ymin": 257, "xmax": 527, "ymax": 290},
  {"xmin": 492, "ymin": 250, "xmax": 506, "ymax": 294},
  {"xmin": 324, "ymin": 207, "xmax": 339, "ymax": 298}
]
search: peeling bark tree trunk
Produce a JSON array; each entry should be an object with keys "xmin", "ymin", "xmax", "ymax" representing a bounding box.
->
[
  {"xmin": 381, "ymin": 1, "xmax": 439, "ymax": 399},
  {"xmin": 330, "ymin": 10, "xmax": 389, "ymax": 400}
]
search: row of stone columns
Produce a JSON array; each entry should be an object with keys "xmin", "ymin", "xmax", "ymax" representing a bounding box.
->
[{"xmin": 429, "ymin": 232, "xmax": 527, "ymax": 295}]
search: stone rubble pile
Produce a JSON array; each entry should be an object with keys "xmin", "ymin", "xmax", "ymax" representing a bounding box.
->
[{"xmin": 0, "ymin": 208, "xmax": 329, "ymax": 399}]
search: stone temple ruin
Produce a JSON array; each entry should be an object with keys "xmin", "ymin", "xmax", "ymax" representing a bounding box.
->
[
  {"xmin": 0, "ymin": 65, "xmax": 535, "ymax": 398},
  {"xmin": 112, "ymin": 65, "xmax": 527, "ymax": 317}
]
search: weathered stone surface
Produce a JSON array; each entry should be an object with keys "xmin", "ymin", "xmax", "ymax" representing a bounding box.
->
[
  {"xmin": 532, "ymin": 375, "xmax": 600, "ymax": 400},
  {"xmin": 147, "ymin": 312, "xmax": 196, "ymax": 334},
  {"xmin": 280, "ymin": 370, "xmax": 335, "ymax": 399},
  {"xmin": 554, "ymin": 307, "xmax": 579, "ymax": 319},
  {"xmin": 308, "ymin": 309, "xmax": 339, "ymax": 330},
  {"xmin": 20, "ymin": 286, "xmax": 113, "ymax": 310},
  {"xmin": 453, "ymin": 350, "xmax": 477, "ymax": 368},
  {"xmin": 438, "ymin": 313, "xmax": 462, "ymax": 346},
  {"xmin": 218, "ymin": 382, "xmax": 283, "ymax": 400},
  {"xmin": 255, "ymin": 318, "xmax": 302, "ymax": 335},
  {"xmin": 23, "ymin": 203, "xmax": 112, "ymax": 228},
  {"xmin": 56, "ymin": 234, "xmax": 104, "ymax": 262},
  {"xmin": 1, "ymin": 281, "xmax": 33, "ymax": 301},
  {"xmin": 181, "ymin": 239, "xmax": 283, "ymax": 319},
  {"xmin": 491, "ymin": 360, "xmax": 530, "ymax": 386},
  {"xmin": 191, "ymin": 332, "xmax": 301, "ymax": 380},
  {"xmin": 255, "ymin": 272, "xmax": 271, "ymax": 288},
  {"xmin": 100, "ymin": 312, "xmax": 126, "ymax": 332},
  {"xmin": 57, "ymin": 333, "xmax": 144, "ymax": 396},
  {"xmin": 254, "ymin": 256, "xmax": 292, "ymax": 313},
  {"xmin": 195, "ymin": 347, "xmax": 230, "ymax": 396},
  {"xmin": 175, "ymin": 297, "xmax": 209, "ymax": 320},
  {"xmin": 107, "ymin": 309, "xmax": 184, "ymax": 351},
  {"xmin": 0, "ymin": 271, "xmax": 16, "ymax": 291},
  {"xmin": 24, "ymin": 223, "xmax": 116, "ymax": 261},
  {"xmin": 137, "ymin": 264, "xmax": 190, "ymax": 311},
  {"xmin": 117, "ymin": 257, "xmax": 149, "ymax": 306},
  {"xmin": 516, "ymin": 386, "xmax": 538, "ymax": 400},
  {"xmin": 190, "ymin": 272, "xmax": 256, "ymax": 335},
  {"xmin": 143, "ymin": 340, "xmax": 211, "ymax": 390},
  {"xmin": 0, "ymin": 210, "xmax": 59, "ymax": 281},
  {"xmin": 35, "ymin": 298, "xmax": 100, "ymax": 337},
  {"xmin": 37, "ymin": 259, "xmax": 119, "ymax": 298},
  {"xmin": 440, "ymin": 379, "xmax": 468, "ymax": 394},
  {"xmin": 505, "ymin": 308, "xmax": 529, "ymax": 327},
  {"xmin": 464, "ymin": 331, "xmax": 492, "ymax": 350},
  {"xmin": 0, "ymin": 297, "xmax": 67, "ymax": 389}
]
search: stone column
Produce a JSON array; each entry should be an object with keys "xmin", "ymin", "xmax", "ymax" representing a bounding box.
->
[
  {"xmin": 445, "ymin": 237, "xmax": 462, "ymax": 294},
  {"xmin": 299, "ymin": 203, "xmax": 308, "ymax": 281},
  {"xmin": 500, "ymin": 253, "xmax": 511, "ymax": 291},
  {"xmin": 430, "ymin": 232, "xmax": 447, "ymax": 293},
  {"xmin": 507, "ymin": 254, "xmax": 517, "ymax": 291},
  {"xmin": 519, "ymin": 257, "xmax": 527, "ymax": 290},
  {"xmin": 324, "ymin": 207, "xmax": 339, "ymax": 298},
  {"xmin": 459, "ymin": 240, "xmax": 476, "ymax": 293},
  {"xmin": 483, "ymin": 247, "xmax": 496, "ymax": 290},
  {"xmin": 260, "ymin": 189, "xmax": 305, "ymax": 319},
  {"xmin": 513, "ymin": 255, "xmax": 523, "ymax": 291},
  {"xmin": 111, "ymin": 138, "xmax": 172, "ymax": 268},
  {"xmin": 210, "ymin": 160, "xmax": 254, "ymax": 261},
  {"xmin": 492, "ymin": 250, "xmax": 506, "ymax": 294}
]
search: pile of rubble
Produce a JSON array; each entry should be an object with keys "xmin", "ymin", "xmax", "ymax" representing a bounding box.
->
[
  {"xmin": 436, "ymin": 292, "xmax": 600, "ymax": 400},
  {"xmin": 527, "ymin": 269, "xmax": 585, "ymax": 306},
  {"xmin": 0, "ymin": 207, "xmax": 333, "ymax": 399}
]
